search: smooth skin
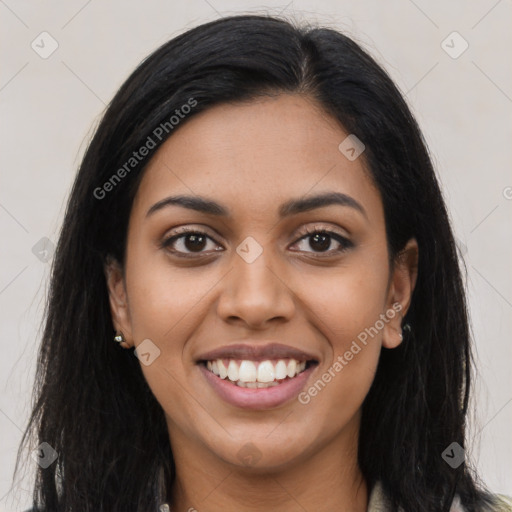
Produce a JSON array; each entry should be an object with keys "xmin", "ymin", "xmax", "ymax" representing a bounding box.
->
[{"xmin": 105, "ymin": 94, "xmax": 418, "ymax": 511}]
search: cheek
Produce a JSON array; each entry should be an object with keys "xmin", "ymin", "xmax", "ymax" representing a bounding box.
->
[
  {"xmin": 123, "ymin": 245, "xmax": 221, "ymax": 407},
  {"xmin": 304, "ymin": 254, "xmax": 389, "ymax": 347},
  {"xmin": 295, "ymin": 254, "xmax": 388, "ymax": 417},
  {"xmin": 123, "ymin": 258, "xmax": 206, "ymax": 421},
  {"xmin": 124, "ymin": 240, "xmax": 214, "ymax": 341}
]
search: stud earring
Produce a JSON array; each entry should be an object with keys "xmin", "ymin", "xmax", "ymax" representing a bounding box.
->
[
  {"xmin": 114, "ymin": 331, "xmax": 124, "ymax": 343},
  {"xmin": 113, "ymin": 330, "xmax": 129, "ymax": 348}
]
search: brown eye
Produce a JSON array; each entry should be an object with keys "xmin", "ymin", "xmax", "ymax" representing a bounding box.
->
[
  {"xmin": 181, "ymin": 233, "xmax": 207, "ymax": 252},
  {"xmin": 291, "ymin": 228, "xmax": 353, "ymax": 255},
  {"xmin": 160, "ymin": 229, "xmax": 223, "ymax": 257},
  {"xmin": 308, "ymin": 232, "xmax": 332, "ymax": 252}
]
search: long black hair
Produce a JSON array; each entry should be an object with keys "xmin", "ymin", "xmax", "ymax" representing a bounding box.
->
[{"xmin": 14, "ymin": 14, "xmax": 507, "ymax": 511}]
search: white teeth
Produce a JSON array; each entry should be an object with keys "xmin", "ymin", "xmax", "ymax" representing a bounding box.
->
[
  {"xmin": 206, "ymin": 357, "xmax": 311, "ymax": 385},
  {"xmin": 217, "ymin": 360, "xmax": 228, "ymax": 379},
  {"xmin": 275, "ymin": 360, "xmax": 288, "ymax": 380},
  {"xmin": 257, "ymin": 360, "xmax": 275, "ymax": 383},
  {"xmin": 287, "ymin": 359, "xmax": 296, "ymax": 378},
  {"xmin": 236, "ymin": 381, "xmax": 280, "ymax": 388},
  {"xmin": 227, "ymin": 360, "xmax": 239, "ymax": 381},
  {"xmin": 238, "ymin": 360, "xmax": 257, "ymax": 382}
]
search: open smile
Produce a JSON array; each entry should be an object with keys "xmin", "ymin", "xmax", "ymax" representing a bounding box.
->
[{"xmin": 198, "ymin": 358, "xmax": 319, "ymax": 410}]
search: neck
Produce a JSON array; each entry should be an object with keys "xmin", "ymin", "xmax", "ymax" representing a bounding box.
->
[{"xmin": 167, "ymin": 420, "xmax": 368, "ymax": 512}]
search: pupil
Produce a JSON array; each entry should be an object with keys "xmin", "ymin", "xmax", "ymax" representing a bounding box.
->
[
  {"xmin": 185, "ymin": 234, "xmax": 206, "ymax": 252},
  {"xmin": 182, "ymin": 233, "xmax": 332, "ymax": 253},
  {"xmin": 310, "ymin": 233, "xmax": 330, "ymax": 252}
]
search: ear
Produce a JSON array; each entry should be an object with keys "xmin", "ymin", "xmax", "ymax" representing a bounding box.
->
[
  {"xmin": 382, "ymin": 238, "xmax": 419, "ymax": 349},
  {"xmin": 104, "ymin": 255, "xmax": 133, "ymax": 348}
]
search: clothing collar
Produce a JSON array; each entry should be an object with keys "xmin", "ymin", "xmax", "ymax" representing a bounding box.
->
[{"xmin": 367, "ymin": 482, "xmax": 391, "ymax": 511}]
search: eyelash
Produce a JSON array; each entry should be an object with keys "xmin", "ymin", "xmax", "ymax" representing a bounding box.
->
[{"xmin": 159, "ymin": 225, "xmax": 353, "ymax": 259}]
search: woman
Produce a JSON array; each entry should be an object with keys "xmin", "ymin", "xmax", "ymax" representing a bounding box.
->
[{"xmin": 15, "ymin": 14, "xmax": 511, "ymax": 512}]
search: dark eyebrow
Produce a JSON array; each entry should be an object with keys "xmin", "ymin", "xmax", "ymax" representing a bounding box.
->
[
  {"xmin": 146, "ymin": 195, "xmax": 229, "ymax": 218},
  {"xmin": 146, "ymin": 192, "xmax": 366, "ymax": 219},
  {"xmin": 278, "ymin": 192, "xmax": 367, "ymax": 219}
]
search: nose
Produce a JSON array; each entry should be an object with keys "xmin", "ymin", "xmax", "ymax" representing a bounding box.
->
[{"xmin": 216, "ymin": 245, "xmax": 296, "ymax": 329}]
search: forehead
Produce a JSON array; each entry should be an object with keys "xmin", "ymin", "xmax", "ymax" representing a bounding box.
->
[{"xmin": 131, "ymin": 94, "xmax": 382, "ymax": 224}]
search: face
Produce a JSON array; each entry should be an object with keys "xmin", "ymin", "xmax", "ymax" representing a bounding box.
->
[{"xmin": 106, "ymin": 94, "xmax": 417, "ymax": 473}]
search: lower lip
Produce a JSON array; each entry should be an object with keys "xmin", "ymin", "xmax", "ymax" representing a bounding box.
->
[{"xmin": 198, "ymin": 362, "xmax": 317, "ymax": 410}]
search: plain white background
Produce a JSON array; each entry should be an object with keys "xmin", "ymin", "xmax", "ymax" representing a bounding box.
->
[{"xmin": 1, "ymin": 1, "xmax": 511, "ymax": 510}]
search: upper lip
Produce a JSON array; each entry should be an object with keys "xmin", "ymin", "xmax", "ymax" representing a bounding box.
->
[{"xmin": 196, "ymin": 342, "xmax": 319, "ymax": 363}]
